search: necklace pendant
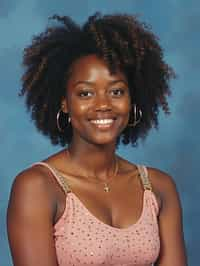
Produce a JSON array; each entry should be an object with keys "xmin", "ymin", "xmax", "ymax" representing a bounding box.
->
[{"xmin": 104, "ymin": 183, "xmax": 110, "ymax": 192}]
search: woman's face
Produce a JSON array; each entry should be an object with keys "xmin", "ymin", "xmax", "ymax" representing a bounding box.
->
[{"xmin": 63, "ymin": 54, "xmax": 131, "ymax": 146}]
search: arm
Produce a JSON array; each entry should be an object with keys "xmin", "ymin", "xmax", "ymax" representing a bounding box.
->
[
  {"xmin": 151, "ymin": 169, "xmax": 187, "ymax": 266},
  {"xmin": 7, "ymin": 168, "xmax": 58, "ymax": 266}
]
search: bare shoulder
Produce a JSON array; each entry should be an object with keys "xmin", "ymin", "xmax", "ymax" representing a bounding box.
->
[
  {"xmin": 10, "ymin": 165, "xmax": 55, "ymax": 197},
  {"xmin": 8, "ymin": 165, "xmax": 57, "ymax": 222},
  {"xmin": 117, "ymin": 156, "xmax": 178, "ymax": 196},
  {"xmin": 147, "ymin": 166, "xmax": 182, "ymax": 211},
  {"xmin": 147, "ymin": 167, "xmax": 178, "ymax": 194}
]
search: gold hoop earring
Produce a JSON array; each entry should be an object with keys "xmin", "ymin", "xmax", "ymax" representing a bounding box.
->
[
  {"xmin": 128, "ymin": 104, "xmax": 142, "ymax": 127},
  {"xmin": 56, "ymin": 109, "xmax": 71, "ymax": 132}
]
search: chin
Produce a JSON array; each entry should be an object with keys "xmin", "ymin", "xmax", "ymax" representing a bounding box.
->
[
  {"xmin": 87, "ymin": 134, "xmax": 118, "ymax": 146},
  {"xmin": 73, "ymin": 126, "xmax": 123, "ymax": 146}
]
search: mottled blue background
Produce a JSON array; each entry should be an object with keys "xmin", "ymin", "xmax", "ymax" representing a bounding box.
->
[{"xmin": 0, "ymin": 1, "xmax": 199, "ymax": 265}]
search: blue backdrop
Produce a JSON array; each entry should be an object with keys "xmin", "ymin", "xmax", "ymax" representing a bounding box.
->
[{"xmin": 0, "ymin": 1, "xmax": 199, "ymax": 265}]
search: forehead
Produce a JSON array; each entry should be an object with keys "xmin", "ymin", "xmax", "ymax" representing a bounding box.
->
[{"xmin": 67, "ymin": 54, "xmax": 128, "ymax": 85}]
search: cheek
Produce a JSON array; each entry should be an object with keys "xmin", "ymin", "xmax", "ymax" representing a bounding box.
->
[
  {"xmin": 116, "ymin": 100, "xmax": 131, "ymax": 115},
  {"xmin": 117, "ymin": 99, "xmax": 131, "ymax": 127},
  {"xmin": 68, "ymin": 95, "xmax": 90, "ymax": 117},
  {"xmin": 72, "ymin": 104, "xmax": 88, "ymax": 115}
]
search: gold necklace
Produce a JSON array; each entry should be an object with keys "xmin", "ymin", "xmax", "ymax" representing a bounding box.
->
[
  {"xmin": 66, "ymin": 150, "xmax": 119, "ymax": 193},
  {"xmin": 100, "ymin": 157, "xmax": 118, "ymax": 192}
]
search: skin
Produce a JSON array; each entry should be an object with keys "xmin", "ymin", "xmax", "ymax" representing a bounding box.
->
[{"xmin": 7, "ymin": 55, "xmax": 187, "ymax": 266}]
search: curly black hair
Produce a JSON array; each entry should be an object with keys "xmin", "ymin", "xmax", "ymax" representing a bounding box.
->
[{"xmin": 20, "ymin": 12, "xmax": 175, "ymax": 146}]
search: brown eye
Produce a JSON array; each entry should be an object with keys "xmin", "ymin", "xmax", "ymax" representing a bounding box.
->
[
  {"xmin": 78, "ymin": 90, "xmax": 93, "ymax": 98},
  {"xmin": 110, "ymin": 88, "xmax": 126, "ymax": 97}
]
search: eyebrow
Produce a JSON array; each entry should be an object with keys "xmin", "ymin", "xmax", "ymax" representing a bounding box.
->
[{"xmin": 74, "ymin": 79, "xmax": 128, "ymax": 87}]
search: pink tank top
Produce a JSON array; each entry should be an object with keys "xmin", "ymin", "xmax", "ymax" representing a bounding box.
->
[{"xmin": 34, "ymin": 162, "xmax": 160, "ymax": 266}]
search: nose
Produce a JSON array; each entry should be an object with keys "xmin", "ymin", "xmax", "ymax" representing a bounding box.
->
[{"xmin": 95, "ymin": 94, "xmax": 112, "ymax": 112}]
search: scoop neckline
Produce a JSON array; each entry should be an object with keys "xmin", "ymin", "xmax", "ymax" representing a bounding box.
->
[
  {"xmin": 57, "ymin": 190, "xmax": 149, "ymax": 232},
  {"xmin": 34, "ymin": 161, "xmax": 152, "ymax": 231}
]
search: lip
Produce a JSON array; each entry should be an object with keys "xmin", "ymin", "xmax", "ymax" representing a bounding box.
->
[{"xmin": 89, "ymin": 118, "xmax": 116, "ymax": 130}]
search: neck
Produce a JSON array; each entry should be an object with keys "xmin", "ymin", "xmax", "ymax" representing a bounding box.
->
[{"xmin": 67, "ymin": 140, "xmax": 117, "ymax": 180}]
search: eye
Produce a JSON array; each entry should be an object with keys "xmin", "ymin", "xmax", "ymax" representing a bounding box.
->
[
  {"xmin": 110, "ymin": 88, "xmax": 126, "ymax": 97},
  {"xmin": 78, "ymin": 90, "xmax": 93, "ymax": 98}
]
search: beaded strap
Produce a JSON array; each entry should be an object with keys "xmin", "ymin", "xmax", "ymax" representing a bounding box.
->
[
  {"xmin": 32, "ymin": 162, "xmax": 71, "ymax": 195},
  {"xmin": 137, "ymin": 165, "xmax": 152, "ymax": 191},
  {"xmin": 54, "ymin": 170, "xmax": 72, "ymax": 194}
]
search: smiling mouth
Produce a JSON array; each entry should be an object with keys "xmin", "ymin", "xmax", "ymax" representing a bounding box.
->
[{"xmin": 90, "ymin": 119, "xmax": 115, "ymax": 128}]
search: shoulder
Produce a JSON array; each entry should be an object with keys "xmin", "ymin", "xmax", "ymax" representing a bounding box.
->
[
  {"xmin": 147, "ymin": 166, "xmax": 181, "ymax": 211},
  {"xmin": 147, "ymin": 167, "xmax": 178, "ymax": 194},
  {"xmin": 118, "ymin": 156, "xmax": 177, "ymax": 193},
  {"xmin": 10, "ymin": 147, "xmax": 66, "ymax": 198},
  {"xmin": 8, "ymin": 165, "xmax": 57, "ymax": 220},
  {"xmin": 11, "ymin": 165, "xmax": 55, "ymax": 195}
]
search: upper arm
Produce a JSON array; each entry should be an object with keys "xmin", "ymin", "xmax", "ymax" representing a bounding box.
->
[
  {"xmin": 7, "ymin": 168, "xmax": 58, "ymax": 266},
  {"xmin": 150, "ymin": 169, "xmax": 188, "ymax": 266}
]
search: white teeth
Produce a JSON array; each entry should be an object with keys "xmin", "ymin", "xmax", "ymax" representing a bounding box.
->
[{"xmin": 91, "ymin": 119, "xmax": 114, "ymax": 125}]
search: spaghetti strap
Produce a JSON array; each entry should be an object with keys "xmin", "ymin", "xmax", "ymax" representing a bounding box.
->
[
  {"xmin": 32, "ymin": 162, "xmax": 71, "ymax": 195},
  {"xmin": 137, "ymin": 165, "xmax": 152, "ymax": 191}
]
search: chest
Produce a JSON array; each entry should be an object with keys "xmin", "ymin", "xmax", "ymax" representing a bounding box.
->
[
  {"xmin": 54, "ymin": 190, "xmax": 160, "ymax": 266},
  {"xmin": 55, "ymin": 174, "xmax": 144, "ymax": 229}
]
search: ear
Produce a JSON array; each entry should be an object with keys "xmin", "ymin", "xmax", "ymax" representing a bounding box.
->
[{"xmin": 61, "ymin": 98, "xmax": 68, "ymax": 113}]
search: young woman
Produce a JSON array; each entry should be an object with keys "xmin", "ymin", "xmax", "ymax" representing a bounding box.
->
[{"xmin": 7, "ymin": 13, "xmax": 187, "ymax": 266}]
